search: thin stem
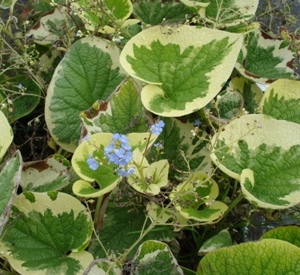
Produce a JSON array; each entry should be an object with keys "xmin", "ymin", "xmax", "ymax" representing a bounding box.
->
[
  {"xmin": 95, "ymin": 192, "xmax": 111, "ymax": 233},
  {"xmin": 84, "ymin": 200, "xmax": 109, "ymax": 258},
  {"xmin": 221, "ymin": 192, "xmax": 244, "ymax": 221},
  {"xmin": 93, "ymin": 196, "xmax": 103, "ymax": 230},
  {"xmin": 121, "ymin": 220, "xmax": 157, "ymax": 262}
]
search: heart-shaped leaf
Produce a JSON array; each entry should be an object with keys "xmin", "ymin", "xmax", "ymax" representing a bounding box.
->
[
  {"xmin": 133, "ymin": 0, "xmax": 194, "ymax": 25},
  {"xmin": 235, "ymin": 29, "xmax": 295, "ymax": 83},
  {"xmin": 0, "ymin": 75, "xmax": 41, "ymax": 122},
  {"xmin": 181, "ymin": 0, "xmax": 259, "ymax": 28},
  {"xmin": 198, "ymin": 229, "xmax": 232, "ymax": 255},
  {"xmin": 131, "ymin": 240, "xmax": 183, "ymax": 274},
  {"xmin": 120, "ymin": 25, "xmax": 242, "ymax": 116},
  {"xmin": 261, "ymin": 225, "xmax": 300, "ymax": 248},
  {"xmin": 72, "ymin": 0, "xmax": 132, "ymax": 32},
  {"xmin": 45, "ymin": 37, "xmax": 125, "ymax": 152},
  {"xmin": 260, "ymin": 78, "xmax": 300, "ymax": 124},
  {"xmin": 128, "ymin": 153, "xmax": 169, "ymax": 195},
  {"xmin": 170, "ymin": 172, "xmax": 228, "ymax": 223},
  {"xmin": 197, "ymin": 239, "xmax": 300, "ymax": 274},
  {"xmin": 81, "ymin": 77, "xmax": 148, "ymax": 135},
  {"xmin": 72, "ymin": 132, "xmax": 157, "ymax": 198},
  {"xmin": 0, "ymin": 192, "xmax": 93, "ymax": 275},
  {"xmin": 21, "ymin": 154, "xmax": 70, "ymax": 192},
  {"xmin": 71, "ymin": 133, "xmax": 120, "ymax": 198},
  {"xmin": 211, "ymin": 114, "xmax": 300, "ymax": 209}
]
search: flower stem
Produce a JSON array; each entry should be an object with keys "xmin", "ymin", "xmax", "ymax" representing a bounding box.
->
[
  {"xmin": 222, "ymin": 192, "xmax": 244, "ymax": 221},
  {"xmin": 94, "ymin": 192, "xmax": 111, "ymax": 233}
]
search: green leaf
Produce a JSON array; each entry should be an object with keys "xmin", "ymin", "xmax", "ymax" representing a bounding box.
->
[
  {"xmin": 71, "ymin": 133, "xmax": 120, "ymax": 198},
  {"xmin": 129, "ymin": 132, "xmax": 159, "ymax": 153},
  {"xmin": 128, "ymin": 157, "xmax": 169, "ymax": 195},
  {"xmin": 105, "ymin": 0, "xmax": 133, "ymax": 20},
  {"xmin": 170, "ymin": 172, "xmax": 228, "ymax": 223},
  {"xmin": 131, "ymin": 240, "xmax": 183, "ymax": 274},
  {"xmin": 71, "ymin": 132, "xmax": 156, "ymax": 198},
  {"xmin": 228, "ymin": 76, "xmax": 263, "ymax": 114},
  {"xmin": 198, "ymin": 229, "xmax": 232, "ymax": 255},
  {"xmin": 235, "ymin": 29, "xmax": 295, "ymax": 83},
  {"xmin": 261, "ymin": 225, "xmax": 300, "ymax": 248},
  {"xmin": 133, "ymin": 0, "xmax": 194, "ymax": 25},
  {"xmin": 0, "ymin": 151, "xmax": 22, "ymax": 236},
  {"xmin": 0, "ymin": 192, "xmax": 93, "ymax": 275},
  {"xmin": 89, "ymin": 205, "xmax": 173, "ymax": 259},
  {"xmin": 148, "ymin": 118, "xmax": 211, "ymax": 179},
  {"xmin": 45, "ymin": 37, "xmax": 125, "ymax": 152},
  {"xmin": 187, "ymin": 0, "xmax": 259, "ymax": 28},
  {"xmin": 81, "ymin": 77, "xmax": 148, "ymax": 135},
  {"xmin": 214, "ymin": 90, "xmax": 243, "ymax": 120},
  {"xmin": 260, "ymin": 79, "xmax": 300, "ymax": 124},
  {"xmin": 0, "ymin": 110, "xmax": 13, "ymax": 162},
  {"xmin": 211, "ymin": 114, "xmax": 300, "ymax": 209},
  {"xmin": 120, "ymin": 25, "xmax": 242, "ymax": 116},
  {"xmin": 0, "ymin": 75, "xmax": 41, "ymax": 123},
  {"xmin": 87, "ymin": 260, "xmax": 122, "ymax": 274},
  {"xmin": 0, "ymin": 0, "xmax": 14, "ymax": 9},
  {"xmin": 21, "ymin": 155, "xmax": 70, "ymax": 192},
  {"xmin": 72, "ymin": 0, "xmax": 132, "ymax": 32},
  {"xmin": 197, "ymin": 239, "xmax": 300, "ymax": 274},
  {"xmin": 26, "ymin": 8, "xmax": 69, "ymax": 45}
]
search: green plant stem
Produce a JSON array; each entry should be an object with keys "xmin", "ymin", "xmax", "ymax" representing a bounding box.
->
[
  {"xmin": 93, "ymin": 196, "xmax": 103, "ymax": 229},
  {"xmin": 121, "ymin": 220, "xmax": 157, "ymax": 262},
  {"xmin": 222, "ymin": 192, "xmax": 244, "ymax": 221},
  {"xmin": 95, "ymin": 192, "xmax": 111, "ymax": 233},
  {"xmin": 232, "ymin": 179, "xmax": 239, "ymax": 197}
]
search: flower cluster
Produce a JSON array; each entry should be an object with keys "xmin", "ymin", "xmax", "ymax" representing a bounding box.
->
[
  {"xmin": 150, "ymin": 120, "xmax": 165, "ymax": 135},
  {"xmin": 86, "ymin": 134, "xmax": 135, "ymax": 177},
  {"xmin": 104, "ymin": 134, "xmax": 135, "ymax": 177},
  {"xmin": 105, "ymin": 134, "xmax": 132, "ymax": 166}
]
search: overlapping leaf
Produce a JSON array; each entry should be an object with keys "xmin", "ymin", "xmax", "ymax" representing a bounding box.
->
[
  {"xmin": 261, "ymin": 225, "xmax": 300, "ymax": 248},
  {"xmin": 0, "ymin": 192, "xmax": 93, "ymax": 275},
  {"xmin": 134, "ymin": 0, "xmax": 194, "ymax": 25},
  {"xmin": 131, "ymin": 240, "xmax": 183, "ymax": 274},
  {"xmin": 211, "ymin": 114, "xmax": 300, "ymax": 209},
  {"xmin": 260, "ymin": 78, "xmax": 300, "ymax": 124},
  {"xmin": 170, "ymin": 172, "xmax": 228, "ymax": 223},
  {"xmin": 180, "ymin": 0, "xmax": 259, "ymax": 28},
  {"xmin": 120, "ymin": 25, "xmax": 242, "ymax": 116},
  {"xmin": 236, "ymin": 29, "xmax": 295, "ymax": 83},
  {"xmin": 197, "ymin": 239, "xmax": 300, "ymax": 274},
  {"xmin": 21, "ymin": 154, "xmax": 70, "ymax": 192},
  {"xmin": 45, "ymin": 37, "xmax": 125, "ymax": 152},
  {"xmin": 81, "ymin": 77, "xmax": 148, "ymax": 135}
]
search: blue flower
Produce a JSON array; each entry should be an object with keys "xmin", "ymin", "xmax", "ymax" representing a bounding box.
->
[
  {"xmin": 87, "ymin": 155, "xmax": 99, "ymax": 170},
  {"xmin": 150, "ymin": 120, "xmax": 165, "ymax": 135},
  {"xmin": 112, "ymin": 133, "xmax": 129, "ymax": 147},
  {"xmin": 194, "ymin": 119, "xmax": 201, "ymax": 127},
  {"xmin": 105, "ymin": 134, "xmax": 133, "ymax": 166},
  {"xmin": 153, "ymin": 142, "xmax": 163, "ymax": 149},
  {"xmin": 117, "ymin": 167, "xmax": 135, "ymax": 177}
]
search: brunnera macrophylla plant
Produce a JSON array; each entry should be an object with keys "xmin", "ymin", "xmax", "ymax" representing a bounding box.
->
[
  {"xmin": 72, "ymin": 121, "xmax": 226, "ymax": 219},
  {"xmin": 1, "ymin": 0, "xmax": 300, "ymax": 274}
]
